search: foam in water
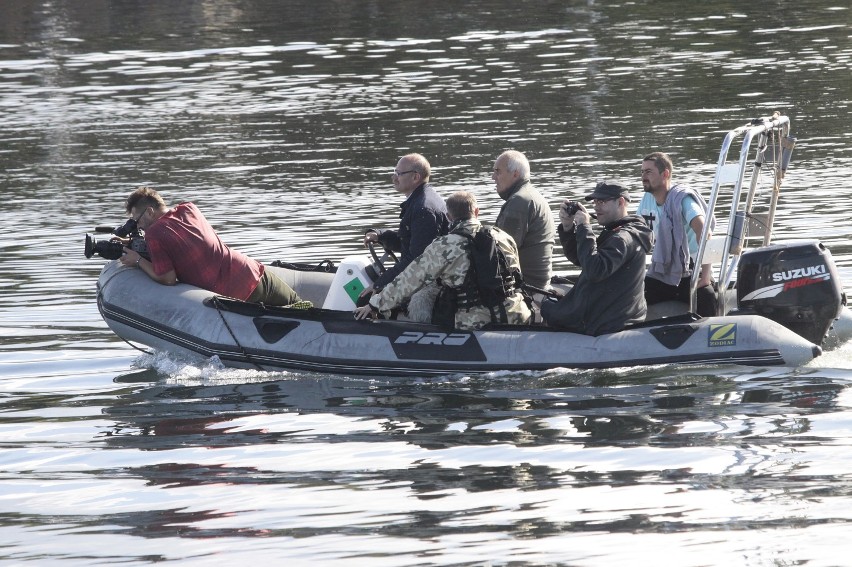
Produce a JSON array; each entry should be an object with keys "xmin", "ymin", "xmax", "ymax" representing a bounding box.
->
[{"xmin": 132, "ymin": 349, "xmax": 296, "ymax": 386}]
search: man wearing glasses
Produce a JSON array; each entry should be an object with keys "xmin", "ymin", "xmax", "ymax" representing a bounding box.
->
[
  {"xmin": 540, "ymin": 181, "xmax": 654, "ymax": 335},
  {"xmin": 355, "ymin": 191, "xmax": 531, "ymax": 329},
  {"xmin": 118, "ymin": 186, "xmax": 304, "ymax": 307},
  {"xmin": 361, "ymin": 153, "xmax": 450, "ymax": 308}
]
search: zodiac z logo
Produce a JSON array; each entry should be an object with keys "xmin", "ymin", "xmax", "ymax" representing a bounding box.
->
[
  {"xmin": 394, "ymin": 332, "xmax": 471, "ymax": 346},
  {"xmin": 708, "ymin": 323, "xmax": 737, "ymax": 347}
]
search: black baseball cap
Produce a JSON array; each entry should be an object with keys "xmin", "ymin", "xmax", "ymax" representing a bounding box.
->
[{"xmin": 585, "ymin": 180, "xmax": 631, "ymax": 202}]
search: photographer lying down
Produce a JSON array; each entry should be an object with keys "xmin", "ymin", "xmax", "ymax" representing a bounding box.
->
[
  {"xmin": 118, "ymin": 187, "xmax": 307, "ymax": 307},
  {"xmin": 540, "ymin": 181, "xmax": 653, "ymax": 335}
]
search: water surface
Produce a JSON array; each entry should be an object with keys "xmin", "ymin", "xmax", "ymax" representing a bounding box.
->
[{"xmin": 2, "ymin": 1, "xmax": 852, "ymax": 564}]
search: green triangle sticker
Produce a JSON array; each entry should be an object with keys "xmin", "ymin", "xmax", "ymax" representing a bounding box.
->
[{"xmin": 344, "ymin": 277, "xmax": 365, "ymax": 304}]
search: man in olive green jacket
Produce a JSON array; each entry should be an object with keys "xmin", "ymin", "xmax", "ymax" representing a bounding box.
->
[{"xmin": 492, "ymin": 150, "xmax": 555, "ymax": 290}]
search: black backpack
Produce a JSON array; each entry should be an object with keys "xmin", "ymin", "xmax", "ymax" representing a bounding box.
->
[
  {"xmin": 464, "ymin": 227, "xmax": 516, "ymax": 309},
  {"xmin": 432, "ymin": 226, "xmax": 524, "ymax": 327}
]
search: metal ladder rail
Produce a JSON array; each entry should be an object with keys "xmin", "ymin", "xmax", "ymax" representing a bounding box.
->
[
  {"xmin": 688, "ymin": 120, "xmax": 751, "ymax": 314},
  {"xmin": 743, "ymin": 117, "xmax": 792, "ymax": 248},
  {"xmin": 717, "ymin": 116, "xmax": 791, "ymax": 312},
  {"xmin": 690, "ymin": 114, "xmax": 791, "ymax": 315},
  {"xmin": 722, "ymin": 124, "xmax": 780, "ymax": 291},
  {"xmin": 759, "ymin": 122, "xmax": 794, "ymax": 247}
]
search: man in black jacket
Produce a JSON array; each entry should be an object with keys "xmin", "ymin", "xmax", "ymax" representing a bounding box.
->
[
  {"xmin": 362, "ymin": 153, "xmax": 450, "ymax": 298},
  {"xmin": 540, "ymin": 181, "xmax": 654, "ymax": 335}
]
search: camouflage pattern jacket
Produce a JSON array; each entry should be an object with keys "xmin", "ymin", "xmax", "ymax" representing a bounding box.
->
[{"xmin": 369, "ymin": 218, "xmax": 532, "ymax": 330}]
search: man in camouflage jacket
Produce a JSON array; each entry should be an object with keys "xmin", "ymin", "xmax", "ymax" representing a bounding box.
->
[{"xmin": 355, "ymin": 191, "xmax": 532, "ymax": 330}]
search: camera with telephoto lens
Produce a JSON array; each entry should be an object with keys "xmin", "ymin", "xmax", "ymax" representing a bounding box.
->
[{"xmin": 84, "ymin": 218, "xmax": 150, "ymax": 261}]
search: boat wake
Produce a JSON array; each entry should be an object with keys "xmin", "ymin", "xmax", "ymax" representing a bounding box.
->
[
  {"xmin": 805, "ymin": 339, "xmax": 852, "ymax": 370},
  {"xmin": 132, "ymin": 350, "xmax": 297, "ymax": 386}
]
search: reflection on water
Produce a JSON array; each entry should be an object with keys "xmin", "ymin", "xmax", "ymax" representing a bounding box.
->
[
  {"xmin": 2, "ymin": 0, "xmax": 852, "ymax": 564},
  {"xmin": 106, "ymin": 372, "xmax": 845, "ymax": 453},
  {"xmin": 63, "ymin": 361, "xmax": 844, "ymax": 554},
  {"xmin": 3, "ymin": 362, "xmax": 852, "ymax": 562}
]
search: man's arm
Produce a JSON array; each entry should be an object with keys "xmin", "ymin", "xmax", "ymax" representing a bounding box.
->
[
  {"xmin": 496, "ymin": 199, "xmax": 528, "ymax": 248},
  {"xmin": 689, "ymin": 215, "xmax": 713, "ymax": 287},
  {"xmin": 556, "ymin": 200, "xmax": 584, "ymax": 265},
  {"xmin": 371, "ymin": 239, "xmax": 455, "ymax": 317},
  {"xmin": 574, "ymin": 228, "xmax": 631, "ymax": 283},
  {"xmin": 557, "ymin": 224, "xmax": 580, "ymax": 265},
  {"xmin": 407, "ymin": 210, "xmax": 443, "ymax": 260},
  {"xmin": 120, "ymin": 247, "xmax": 177, "ymax": 285},
  {"xmin": 376, "ymin": 210, "xmax": 441, "ymax": 286},
  {"xmin": 374, "ymin": 229, "xmax": 402, "ymax": 252}
]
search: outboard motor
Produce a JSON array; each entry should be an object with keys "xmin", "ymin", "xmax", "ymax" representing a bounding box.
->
[{"xmin": 736, "ymin": 240, "xmax": 843, "ymax": 345}]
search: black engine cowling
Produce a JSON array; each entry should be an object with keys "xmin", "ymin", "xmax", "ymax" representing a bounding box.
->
[{"xmin": 736, "ymin": 240, "xmax": 843, "ymax": 345}]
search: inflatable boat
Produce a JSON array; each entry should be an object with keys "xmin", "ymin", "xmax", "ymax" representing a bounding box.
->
[{"xmin": 92, "ymin": 113, "xmax": 850, "ymax": 376}]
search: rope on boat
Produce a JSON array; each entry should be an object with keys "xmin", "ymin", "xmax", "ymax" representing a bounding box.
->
[
  {"xmin": 270, "ymin": 259, "xmax": 336, "ymax": 272},
  {"xmin": 210, "ymin": 296, "xmax": 264, "ymax": 371}
]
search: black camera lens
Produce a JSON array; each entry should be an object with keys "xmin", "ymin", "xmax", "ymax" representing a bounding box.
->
[{"xmin": 84, "ymin": 234, "xmax": 124, "ymax": 260}]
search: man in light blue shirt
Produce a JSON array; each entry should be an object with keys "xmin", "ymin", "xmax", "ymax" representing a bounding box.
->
[{"xmin": 637, "ymin": 152, "xmax": 718, "ymax": 316}]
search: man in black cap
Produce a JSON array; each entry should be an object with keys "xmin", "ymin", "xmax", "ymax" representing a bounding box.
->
[{"xmin": 540, "ymin": 181, "xmax": 654, "ymax": 335}]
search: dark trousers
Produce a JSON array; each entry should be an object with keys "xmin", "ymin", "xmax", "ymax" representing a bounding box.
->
[
  {"xmin": 645, "ymin": 275, "xmax": 718, "ymax": 317},
  {"xmin": 246, "ymin": 270, "xmax": 300, "ymax": 306}
]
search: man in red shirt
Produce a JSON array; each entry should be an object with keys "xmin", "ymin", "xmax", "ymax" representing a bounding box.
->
[{"xmin": 118, "ymin": 187, "xmax": 302, "ymax": 306}]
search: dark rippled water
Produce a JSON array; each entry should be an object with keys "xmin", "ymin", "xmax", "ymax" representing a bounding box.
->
[{"xmin": 2, "ymin": 1, "xmax": 852, "ymax": 564}]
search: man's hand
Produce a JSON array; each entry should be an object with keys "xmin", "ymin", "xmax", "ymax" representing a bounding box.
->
[
  {"xmin": 559, "ymin": 199, "xmax": 589, "ymax": 230},
  {"xmin": 558, "ymin": 199, "xmax": 573, "ymax": 229},
  {"xmin": 354, "ymin": 304, "xmax": 378, "ymax": 320},
  {"xmin": 358, "ymin": 284, "xmax": 375, "ymax": 300},
  {"xmin": 698, "ymin": 263, "xmax": 713, "ymax": 288},
  {"xmin": 363, "ymin": 231, "xmax": 379, "ymax": 247},
  {"xmin": 119, "ymin": 247, "xmax": 141, "ymax": 268}
]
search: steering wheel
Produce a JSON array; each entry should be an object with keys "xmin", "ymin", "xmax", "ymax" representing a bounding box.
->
[{"xmin": 367, "ymin": 241, "xmax": 399, "ymax": 274}]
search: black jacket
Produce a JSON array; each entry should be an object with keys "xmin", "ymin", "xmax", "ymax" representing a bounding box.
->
[
  {"xmin": 541, "ymin": 214, "xmax": 654, "ymax": 335},
  {"xmin": 373, "ymin": 183, "xmax": 450, "ymax": 287}
]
